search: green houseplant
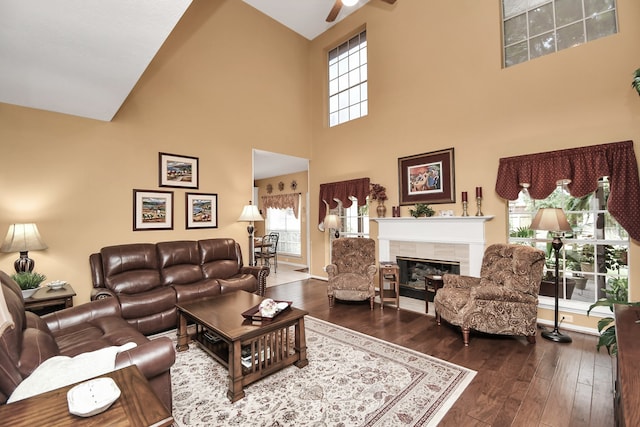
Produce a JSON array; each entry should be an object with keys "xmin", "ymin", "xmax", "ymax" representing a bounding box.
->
[
  {"xmin": 11, "ymin": 271, "xmax": 46, "ymax": 298},
  {"xmin": 409, "ymin": 203, "xmax": 435, "ymax": 218},
  {"xmin": 633, "ymin": 68, "xmax": 640, "ymax": 96}
]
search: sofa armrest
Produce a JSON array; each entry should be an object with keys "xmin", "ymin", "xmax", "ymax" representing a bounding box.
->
[
  {"xmin": 91, "ymin": 287, "xmax": 117, "ymax": 301},
  {"xmin": 470, "ymin": 285, "xmax": 537, "ymax": 304},
  {"xmin": 240, "ymin": 265, "xmax": 270, "ymax": 296},
  {"xmin": 42, "ymin": 297, "xmax": 122, "ymax": 333},
  {"xmin": 114, "ymin": 336, "xmax": 175, "ymax": 379},
  {"xmin": 443, "ymin": 274, "xmax": 480, "ymax": 289}
]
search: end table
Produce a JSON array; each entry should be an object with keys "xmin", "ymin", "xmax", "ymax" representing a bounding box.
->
[
  {"xmin": 24, "ymin": 284, "xmax": 76, "ymax": 315},
  {"xmin": 424, "ymin": 275, "xmax": 443, "ymax": 313},
  {"xmin": 378, "ymin": 263, "xmax": 400, "ymax": 310}
]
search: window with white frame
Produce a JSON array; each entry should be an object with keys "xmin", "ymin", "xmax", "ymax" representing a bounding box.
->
[
  {"xmin": 265, "ymin": 205, "xmax": 301, "ymax": 257},
  {"xmin": 502, "ymin": 0, "xmax": 618, "ymax": 68},
  {"xmin": 508, "ymin": 177, "xmax": 629, "ymax": 310},
  {"xmin": 328, "ymin": 196, "xmax": 370, "ymax": 238},
  {"xmin": 328, "ymin": 29, "xmax": 368, "ymax": 127}
]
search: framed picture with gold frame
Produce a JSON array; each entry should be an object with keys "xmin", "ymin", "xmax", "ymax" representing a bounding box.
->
[{"xmin": 398, "ymin": 148, "xmax": 455, "ymax": 205}]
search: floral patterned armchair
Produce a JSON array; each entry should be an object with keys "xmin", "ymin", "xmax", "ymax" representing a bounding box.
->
[
  {"xmin": 433, "ymin": 243, "xmax": 545, "ymax": 346},
  {"xmin": 326, "ymin": 238, "xmax": 377, "ymax": 309}
]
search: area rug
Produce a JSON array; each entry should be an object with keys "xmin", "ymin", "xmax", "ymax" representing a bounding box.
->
[{"xmin": 159, "ymin": 317, "xmax": 475, "ymax": 426}]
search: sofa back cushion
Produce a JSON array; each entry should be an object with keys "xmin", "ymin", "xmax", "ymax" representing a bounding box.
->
[
  {"xmin": 100, "ymin": 244, "xmax": 162, "ymax": 294},
  {"xmin": 157, "ymin": 241, "xmax": 204, "ymax": 285},
  {"xmin": 199, "ymin": 239, "xmax": 243, "ymax": 280},
  {"xmin": 0, "ymin": 272, "xmax": 26, "ymax": 402}
]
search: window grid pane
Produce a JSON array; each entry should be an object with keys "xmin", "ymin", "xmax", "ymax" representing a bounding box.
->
[
  {"xmin": 328, "ymin": 30, "xmax": 368, "ymax": 127},
  {"xmin": 502, "ymin": 0, "xmax": 617, "ymax": 68}
]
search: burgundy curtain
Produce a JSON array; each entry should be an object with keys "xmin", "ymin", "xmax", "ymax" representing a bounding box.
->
[
  {"xmin": 261, "ymin": 194, "xmax": 300, "ymax": 219},
  {"xmin": 318, "ymin": 178, "xmax": 370, "ymax": 225},
  {"xmin": 495, "ymin": 140, "xmax": 640, "ymax": 241}
]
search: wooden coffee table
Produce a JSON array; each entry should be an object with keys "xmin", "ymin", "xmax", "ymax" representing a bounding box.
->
[{"xmin": 176, "ymin": 290, "xmax": 309, "ymax": 402}]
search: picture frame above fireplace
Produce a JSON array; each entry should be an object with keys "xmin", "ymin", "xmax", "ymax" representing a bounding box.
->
[{"xmin": 398, "ymin": 148, "xmax": 455, "ymax": 205}]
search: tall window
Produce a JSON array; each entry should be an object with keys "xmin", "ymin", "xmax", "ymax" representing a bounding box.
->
[
  {"xmin": 502, "ymin": 0, "xmax": 618, "ymax": 68},
  {"xmin": 328, "ymin": 29, "xmax": 367, "ymax": 127},
  {"xmin": 266, "ymin": 206, "xmax": 301, "ymax": 257},
  {"xmin": 508, "ymin": 178, "xmax": 629, "ymax": 310}
]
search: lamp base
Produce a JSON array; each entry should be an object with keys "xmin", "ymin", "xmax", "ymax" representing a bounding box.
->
[
  {"xmin": 14, "ymin": 251, "xmax": 35, "ymax": 273},
  {"xmin": 541, "ymin": 328, "xmax": 572, "ymax": 343}
]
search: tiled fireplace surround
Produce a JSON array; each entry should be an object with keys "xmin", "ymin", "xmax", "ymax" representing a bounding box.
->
[{"xmin": 373, "ymin": 216, "xmax": 494, "ymax": 278}]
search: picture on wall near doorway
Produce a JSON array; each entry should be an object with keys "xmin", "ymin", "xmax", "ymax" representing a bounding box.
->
[
  {"xmin": 133, "ymin": 189, "xmax": 174, "ymax": 231},
  {"xmin": 185, "ymin": 192, "xmax": 218, "ymax": 229},
  {"xmin": 159, "ymin": 152, "xmax": 199, "ymax": 189},
  {"xmin": 398, "ymin": 148, "xmax": 455, "ymax": 205}
]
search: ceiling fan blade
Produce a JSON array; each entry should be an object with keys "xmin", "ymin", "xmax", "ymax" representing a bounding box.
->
[{"xmin": 326, "ymin": 0, "xmax": 343, "ymax": 23}]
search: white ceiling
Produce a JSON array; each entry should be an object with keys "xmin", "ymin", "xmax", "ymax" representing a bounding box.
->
[
  {"xmin": 254, "ymin": 150, "xmax": 309, "ymax": 180},
  {"xmin": 0, "ymin": 0, "xmax": 369, "ymax": 122}
]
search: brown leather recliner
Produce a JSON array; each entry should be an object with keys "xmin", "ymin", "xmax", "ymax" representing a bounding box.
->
[{"xmin": 0, "ymin": 271, "xmax": 175, "ymax": 409}]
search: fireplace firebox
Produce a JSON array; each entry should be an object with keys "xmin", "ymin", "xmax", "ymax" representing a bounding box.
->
[{"xmin": 396, "ymin": 257, "xmax": 460, "ymax": 301}]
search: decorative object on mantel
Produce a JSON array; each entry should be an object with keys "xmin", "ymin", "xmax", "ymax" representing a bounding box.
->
[
  {"xmin": 290, "ymin": 180, "xmax": 298, "ymax": 191},
  {"xmin": 369, "ymin": 183, "xmax": 388, "ymax": 218},
  {"xmin": 409, "ymin": 203, "xmax": 435, "ymax": 218},
  {"xmin": 632, "ymin": 68, "xmax": 640, "ymax": 96},
  {"xmin": 461, "ymin": 191, "xmax": 469, "ymax": 216},
  {"xmin": 278, "ymin": 182, "xmax": 285, "ymax": 191},
  {"xmin": 475, "ymin": 186, "xmax": 483, "ymax": 216},
  {"xmin": 392, "ymin": 206, "xmax": 400, "ymax": 217},
  {"xmin": 398, "ymin": 148, "xmax": 455, "ymax": 205},
  {"xmin": 266, "ymin": 184, "xmax": 273, "ymax": 194}
]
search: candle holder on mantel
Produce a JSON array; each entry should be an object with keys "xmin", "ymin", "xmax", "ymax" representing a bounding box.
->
[
  {"xmin": 462, "ymin": 201, "xmax": 469, "ymax": 216},
  {"xmin": 475, "ymin": 197, "xmax": 484, "ymax": 216}
]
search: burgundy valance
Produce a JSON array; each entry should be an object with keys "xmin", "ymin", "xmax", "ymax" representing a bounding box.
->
[
  {"xmin": 495, "ymin": 140, "xmax": 640, "ymax": 241},
  {"xmin": 318, "ymin": 178, "xmax": 370, "ymax": 225},
  {"xmin": 261, "ymin": 194, "xmax": 300, "ymax": 219}
]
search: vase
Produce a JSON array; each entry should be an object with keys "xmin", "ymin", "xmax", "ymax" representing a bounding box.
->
[
  {"xmin": 376, "ymin": 202, "xmax": 387, "ymax": 218},
  {"xmin": 21, "ymin": 288, "xmax": 38, "ymax": 299}
]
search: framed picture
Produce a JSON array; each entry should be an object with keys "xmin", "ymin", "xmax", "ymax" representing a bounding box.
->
[
  {"xmin": 159, "ymin": 152, "xmax": 199, "ymax": 189},
  {"xmin": 133, "ymin": 189, "xmax": 174, "ymax": 231},
  {"xmin": 398, "ymin": 148, "xmax": 455, "ymax": 205},
  {"xmin": 186, "ymin": 192, "xmax": 218, "ymax": 229}
]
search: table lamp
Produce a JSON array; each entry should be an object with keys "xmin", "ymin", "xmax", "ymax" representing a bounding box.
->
[
  {"xmin": 530, "ymin": 208, "xmax": 573, "ymax": 343},
  {"xmin": 238, "ymin": 203, "xmax": 263, "ymax": 266},
  {"xmin": 0, "ymin": 223, "xmax": 48, "ymax": 273},
  {"xmin": 323, "ymin": 214, "xmax": 341, "ymax": 239}
]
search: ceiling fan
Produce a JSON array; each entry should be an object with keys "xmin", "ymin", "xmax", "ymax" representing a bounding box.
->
[{"xmin": 326, "ymin": 0, "xmax": 397, "ymax": 23}]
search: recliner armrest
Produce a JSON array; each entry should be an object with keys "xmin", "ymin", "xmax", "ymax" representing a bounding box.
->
[
  {"xmin": 470, "ymin": 285, "xmax": 536, "ymax": 303},
  {"xmin": 42, "ymin": 297, "xmax": 122, "ymax": 333},
  {"xmin": 114, "ymin": 336, "xmax": 175, "ymax": 379},
  {"xmin": 240, "ymin": 265, "xmax": 270, "ymax": 296},
  {"xmin": 91, "ymin": 288, "xmax": 117, "ymax": 301},
  {"xmin": 442, "ymin": 274, "xmax": 480, "ymax": 289}
]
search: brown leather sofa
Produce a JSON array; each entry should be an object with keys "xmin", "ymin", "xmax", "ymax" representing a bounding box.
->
[
  {"xmin": 0, "ymin": 271, "xmax": 175, "ymax": 409},
  {"xmin": 90, "ymin": 238, "xmax": 269, "ymax": 335}
]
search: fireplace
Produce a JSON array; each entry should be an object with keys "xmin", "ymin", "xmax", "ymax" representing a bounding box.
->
[{"xmin": 397, "ymin": 256, "xmax": 460, "ymax": 300}]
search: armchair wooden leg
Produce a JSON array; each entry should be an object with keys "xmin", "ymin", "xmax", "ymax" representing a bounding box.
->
[
  {"xmin": 462, "ymin": 327, "xmax": 470, "ymax": 346},
  {"xmin": 526, "ymin": 335, "xmax": 536, "ymax": 344},
  {"xmin": 435, "ymin": 311, "xmax": 441, "ymax": 325},
  {"xmin": 328, "ymin": 295, "xmax": 335, "ymax": 307},
  {"xmin": 369, "ymin": 296, "xmax": 374, "ymax": 310}
]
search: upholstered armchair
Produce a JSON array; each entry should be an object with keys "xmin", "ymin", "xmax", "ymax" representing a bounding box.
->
[
  {"xmin": 433, "ymin": 243, "xmax": 545, "ymax": 346},
  {"xmin": 326, "ymin": 238, "xmax": 377, "ymax": 309}
]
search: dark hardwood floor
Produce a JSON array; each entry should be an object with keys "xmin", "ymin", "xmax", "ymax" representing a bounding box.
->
[{"xmin": 265, "ymin": 279, "xmax": 614, "ymax": 427}]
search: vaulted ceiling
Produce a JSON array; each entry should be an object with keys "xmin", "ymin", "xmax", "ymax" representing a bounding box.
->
[{"xmin": 0, "ymin": 0, "xmax": 369, "ymax": 121}]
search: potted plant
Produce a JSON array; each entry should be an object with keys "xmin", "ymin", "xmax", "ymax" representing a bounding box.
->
[
  {"xmin": 409, "ymin": 203, "xmax": 434, "ymax": 218},
  {"xmin": 633, "ymin": 68, "xmax": 640, "ymax": 96},
  {"xmin": 11, "ymin": 271, "xmax": 47, "ymax": 298}
]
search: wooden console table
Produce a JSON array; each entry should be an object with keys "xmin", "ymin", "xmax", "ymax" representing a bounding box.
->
[{"xmin": 0, "ymin": 365, "xmax": 173, "ymax": 426}]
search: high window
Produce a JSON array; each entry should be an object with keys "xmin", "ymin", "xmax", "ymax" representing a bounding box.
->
[
  {"xmin": 328, "ymin": 29, "xmax": 367, "ymax": 127},
  {"xmin": 266, "ymin": 206, "xmax": 301, "ymax": 257},
  {"xmin": 508, "ymin": 178, "xmax": 629, "ymax": 310},
  {"xmin": 502, "ymin": 0, "xmax": 618, "ymax": 68}
]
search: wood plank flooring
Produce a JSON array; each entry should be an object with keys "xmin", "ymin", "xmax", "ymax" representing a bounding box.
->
[{"xmin": 265, "ymin": 279, "xmax": 614, "ymax": 427}]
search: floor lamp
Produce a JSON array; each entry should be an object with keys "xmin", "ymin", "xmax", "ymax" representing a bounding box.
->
[
  {"xmin": 530, "ymin": 207, "xmax": 573, "ymax": 343},
  {"xmin": 238, "ymin": 203, "xmax": 264, "ymax": 267}
]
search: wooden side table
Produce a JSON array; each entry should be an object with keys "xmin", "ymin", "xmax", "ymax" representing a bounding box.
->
[
  {"xmin": 24, "ymin": 284, "xmax": 76, "ymax": 315},
  {"xmin": 378, "ymin": 263, "xmax": 400, "ymax": 310},
  {"xmin": 424, "ymin": 275, "xmax": 444, "ymax": 313}
]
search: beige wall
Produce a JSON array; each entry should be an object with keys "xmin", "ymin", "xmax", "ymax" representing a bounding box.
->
[
  {"xmin": 307, "ymin": 0, "xmax": 640, "ymax": 330},
  {"xmin": 1, "ymin": 0, "xmax": 639, "ymax": 331},
  {"xmin": 255, "ymin": 170, "xmax": 309, "ymax": 266},
  {"xmin": 0, "ymin": 0, "xmax": 312, "ymax": 304}
]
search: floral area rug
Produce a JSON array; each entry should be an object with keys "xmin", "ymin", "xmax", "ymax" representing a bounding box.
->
[{"xmin": 159, "ymin": 317, "xmax": 475, "ymax": 426}]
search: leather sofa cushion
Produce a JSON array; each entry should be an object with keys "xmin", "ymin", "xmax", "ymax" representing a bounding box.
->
[
  {"xmin": 157, "ymin": 241, "xmax": 204, "ymax": 286},
  {"xmin": 199, "ymin": 238, "xmax": 243, "ymax": 280},
  {"xmin": 218, "ymin": 275, "xmax": 258, "ymax": 294},
  {"xmin": 18, "ymin": 328, "xmax": 59, "ymax": 378},
  {"xmin": 173, "ymin": 278, "xmax": 221, "ymax": 303},
  {"xmin": 117, "ymin": 287, "xmax": 176, "ymax": 320},
  {"xmin": 101, "ymin": 244, "xmax": 161, "ymax": 294}
]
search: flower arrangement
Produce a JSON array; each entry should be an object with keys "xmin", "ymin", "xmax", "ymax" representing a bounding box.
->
[{"xmin": 370, "ymin": 183, "xmax": 388, "ymax": 202}]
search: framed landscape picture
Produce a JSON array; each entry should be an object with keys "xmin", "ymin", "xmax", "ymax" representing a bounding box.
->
[
  {"xmin": 398, "ymin": 148, "xmax": 455, "ymax": 205},
  {"xmin": 186, "ymin": 192, "xmax": 218, "ymax": 229},
  {"xmin": 159, "ymin": 152, "xmax": 199, "ymax": 189},
  {"xmin": 133, "ymin": 189, "xmax": 174, "ymax": 231}
]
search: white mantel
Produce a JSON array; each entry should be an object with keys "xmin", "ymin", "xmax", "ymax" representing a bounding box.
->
[{"xmin": 373, "ymin": 216, "xmax": 494, "ymax": 277}]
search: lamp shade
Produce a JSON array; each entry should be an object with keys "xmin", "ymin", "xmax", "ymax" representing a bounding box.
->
[
  {"xmin": 237, "ymin": 205, "xmax": 264, "ymax": 222},
  {"xmin": 529, "ymin": 208, "xmax": 572, "ymax": 232},
  {"xmin": 323, "ymin": 214, "xmax": 341, "ymax": 230},
  {"xmin": 342, "ymin": 0, "xmax": 359, "ymax": 6},
  {"xmin": 0, "ymin": 223, "xmax": 48, "ymax": 253}
]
